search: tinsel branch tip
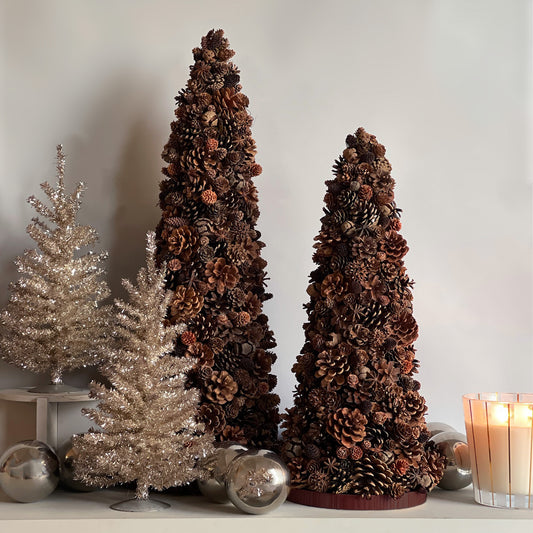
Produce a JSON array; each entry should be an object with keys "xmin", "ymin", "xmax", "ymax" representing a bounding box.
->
[{"xmin": 56, "ymin": 144, "xmax": 66, "ymax": 181}]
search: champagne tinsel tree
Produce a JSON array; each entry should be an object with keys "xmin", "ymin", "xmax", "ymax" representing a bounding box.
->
[
  {"xmin": 281, "ymin": 128, "xmax": 445, "ymax": 507},
  {"xmin": 155, "ymin": 29, "xmax": 279, "ymax": 448},
  {"xmin": 0, "ymin": 145, "xmax": 110, "ymax": 390},
  {"xmin": 73, "ymin": 233, "xmax": 214, "ymax": 510}
]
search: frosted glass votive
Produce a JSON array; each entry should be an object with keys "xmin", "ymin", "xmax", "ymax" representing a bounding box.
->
[{"xmin": 463, "ymin": 392, "xmax": 533, "ymax": 509}]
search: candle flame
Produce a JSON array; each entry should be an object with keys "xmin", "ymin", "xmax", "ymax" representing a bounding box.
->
[
  {"xmin": 493, "ymin": 403, "xmax": 509, "ymax": 424},
  {"xmin": 491, "ymin": 403, "xmax": 533, "ymax": 426}
]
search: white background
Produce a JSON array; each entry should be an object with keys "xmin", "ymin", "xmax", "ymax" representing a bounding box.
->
[{"xmin": 0, "ymin": 0, "xmax": 532, "ymax": 455}]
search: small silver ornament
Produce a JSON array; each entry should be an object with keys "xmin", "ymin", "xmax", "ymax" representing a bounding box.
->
[
  {"xmin": 0, "ymin": 440, "xmax": 59, "ymax": 502},
  {"xmin": 225, "ymin": 449, "xmax": 290, "ymax": 514},
  {"xmin": 59, "ymin": 438, "xmax": 95, "ymax": 492},
  {"xmin": 427, "ymin": 422, "xmax": 455, "ymax": 438},
  {"xmin": 430, "ymin": 430, "xmax": 472, "ymax": 490},
  {"xmin": 198, "ymin": 442, "xmax": 248, "ymax": 503}
]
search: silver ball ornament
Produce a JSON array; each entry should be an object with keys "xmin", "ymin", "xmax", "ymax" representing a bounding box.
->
[
  {"xmin": 427, "ymin": 422, "xmax": 455, "ymax": 438},
  {"xmin": 59, "ymin": 439, "xmax": 95, "ymax": 492},
  {"xmin": 198, "ymin": 442, "xmax": 248, "ymax": 503},
  {"xmin": 0, "ymin": 440, "xmax": 59, "ymax": 502},
  {"xmin": 430, "ymin": 430, "xmax": 472, "ymax": 490},
  {"xmin": 225, "ymin": 449, "xmax": 290, "ymax": 514}
]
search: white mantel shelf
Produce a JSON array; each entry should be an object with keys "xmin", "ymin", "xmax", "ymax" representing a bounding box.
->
[{"xmin": 1, "ymin": 487, "xmax": 532, "ymax": 533}]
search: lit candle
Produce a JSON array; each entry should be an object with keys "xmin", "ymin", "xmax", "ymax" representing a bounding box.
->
[{"xmin": 463, "ymin": 393, "xmax": 533, "ymax": 509}]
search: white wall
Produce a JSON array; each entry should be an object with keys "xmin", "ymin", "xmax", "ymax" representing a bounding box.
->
[{"xmin": 1, "ymin": 0, "xmax": 532, "ymax": 455}]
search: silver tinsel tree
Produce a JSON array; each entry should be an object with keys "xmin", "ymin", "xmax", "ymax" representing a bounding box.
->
[
  {"xmin": 0, "ymin": 145, "xmax": 110, "ymax": 390},
  {"xmin": 73, "ymin": 233, "xmax": 214, "ymax": 510}
]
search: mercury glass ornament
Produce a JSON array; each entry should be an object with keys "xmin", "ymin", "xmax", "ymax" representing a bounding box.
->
[
  {"xmin": 0, "ymin": 440, "xmax": 59, "ymax": 502},
  {"xmin": 427, "ymin": 422, "xmax": 455, "ymax": 438},
  {"xmin": 198, "ymin": 442, "xmax": 248, "ymax": 503},
  {"xmin": 430, "ymin": 430, "xmax": 472, "ymax": 490},
  {"xmin": 59, "ymin": 439, "xmax": 95, "ymax": 492},
  {"xmin": 225, "ymin": 449, "xmax": 290, "ymax": 514}
]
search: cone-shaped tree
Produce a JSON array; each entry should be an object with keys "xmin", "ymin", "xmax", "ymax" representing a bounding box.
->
[
  {"xmin": 281, "ymin": 128, "xmax": 445, "ymax": 502},
  {"xmin": 155, "ymin": 29, "xmax": 279, "ymax": 448},
  {"xmin": 73, "ymin": 233, "xmax": 214, "ymax": 503},
  {"xmin": 0, "ymin": 145, "xmax": 110, "ymax": 387}
]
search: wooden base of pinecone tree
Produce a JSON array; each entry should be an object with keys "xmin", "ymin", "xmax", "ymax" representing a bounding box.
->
[{"xmin": 288, "ymin": 487, "xmax": 426, "ymax": 510}]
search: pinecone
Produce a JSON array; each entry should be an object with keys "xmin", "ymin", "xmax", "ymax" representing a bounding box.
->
[
  {"xmin": 227, "ymin": 287, "xmax": 246, "ymax": 308},
  {"xmin": 170, "ymin": 286, "xmax": 204, "ymax": 321},
  {"xmin": 198, "ymin": 245, "xmax": 215, "ymax": 263},
  {"xmin": 201, "ymin": 189, "xmax": 218, "ymax": 205},
  {"xmin": 359, "ymin": 301, "xmax": 389, "ymax": 328},
  {"xmin": 189, "ymin": 313, "xmax": 218, "ymax": 342},
  {"xmin": 186, "ymin": 341, "xmax": 214, "ymax": 368},
  {"xmin": 165, "ymin": 268, "xmax": 181, "ymax": 291},
  {"xmin": 355, "ymin": 201, "xmax": 380, "ymax": 228},
  {"xmin": 346, "ymin": 456, "xmax": 393, "ymax": 497},
  {"xmin": 315, "ymin": 349, "xmax": 350, "ymax": 389},
  {"xmin": 163, "ymin": 225, "xmax": 199, "ymax": 261},
  {"xmin": 205, "ymin": 258, "xmax": 239, "ymax": 294},
  {"xmin": 180, "ymin": 201, "xmax": 204, "ymax": 222},
  {"xmin": 326, "ymin": 407, "xmax": 367, "ymax": 448},
  {"xmin": 320, "ymin": 272, "xmax": 346, "ymax": 301},
  {"xmin": 338, "ymin": 189, "xmax": 358, "ymax": 208},
  {"xmin": 403, "ymin": 390, "xmax": 427, "ymax": 419},
  {"xmin": 213, "ymin": 346, "xmax": 246, "ymax": 374},
  {"xmin": 331, "ymin": 459, "xmax": 355, "ymax": 493},
  {"xmin": 363, "ymin": 425, "xmax": 389, "ymax": 450},
  {"xmin": 198, "ymin": 403, "xmax": 226, "ymax": 432},
  {"xmin": 330, "ymin": 254, "xmax": 347, "ymax": 271},
  {"xmin": 307, "ymin": 470, "xmax": 331, "ymax": 493},
  {"xmin": 332, "ymin": 209, "xmax": 349, "ymax": 225},
  {"xmin": 195, "ymin": 217, "xmax": 216, "ymax": 238},
  {"xmin": 382, "ymin": 230, "xmax": 408, "ymax": 261},
  {"xmin": 304, "ymin": 443, "xmax": 321, "ymax": 460},
  {"xmin": 205, "ymin": 370, "xmax": 238, "ymax": 404},
  {"xmin": 286, "ymin": 458, "xmax": 306, "ymax": 488},
  {"xmin": 389, "ymin": 310, "xmax": 418, "ymax": 346}
]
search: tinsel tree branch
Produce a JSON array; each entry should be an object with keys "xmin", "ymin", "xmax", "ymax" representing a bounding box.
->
[
  {"xmin": 73, "ymin": 232, "xmax": 214, "ymax": 500},
  {"xmin": 0, "ymin": 145, "xmax": 111, "ymax": 384}
]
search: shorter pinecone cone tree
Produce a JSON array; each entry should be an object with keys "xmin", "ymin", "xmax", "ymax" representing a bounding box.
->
[{"xmin": 281, "ymin": 128, "xmax": 445, "ymax": 499}]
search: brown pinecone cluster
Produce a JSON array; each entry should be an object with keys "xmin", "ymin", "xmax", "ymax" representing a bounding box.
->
[
  {"xmin": 155, "ymin": 29, "xmax": 279, "ymax": 448},
  {"xmin": 281, "ymin": 128, "xmax": 445, "ymax": 498}
]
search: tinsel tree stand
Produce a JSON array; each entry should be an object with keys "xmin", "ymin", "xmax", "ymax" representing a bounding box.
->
[
  {"xmin": 155, "ymin": 29, "xmax": 279, "ymax": 448},
  {"xmin": 0, "ymin": 145, "xmax": 110, "ymax": 393},
  {"xmin": 73, "ymin": 233, "xmax": 214, "ymax": 511},
  {"xmin": 281, "ymin": 128, "xmax": 445, "ymax": 510}
]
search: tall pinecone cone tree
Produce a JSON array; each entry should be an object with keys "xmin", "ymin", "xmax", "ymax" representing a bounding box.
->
[
  {"xmin": 281, "ymin": 128, "xmax": 445, "ymax": 506},
  {"xmin": 155, "ymin": 29, "xmax": 279, "ymax": 448}
]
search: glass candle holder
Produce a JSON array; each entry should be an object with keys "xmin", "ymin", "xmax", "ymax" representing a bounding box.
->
[{"xmin": 463, "ymin": 393, "xmax": 533, "ymax": 509}]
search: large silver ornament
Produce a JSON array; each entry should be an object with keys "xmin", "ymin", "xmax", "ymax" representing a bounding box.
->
[
  {"xmin": 225, "ymin": 449, "xmax": 290, "ymax": 514},
  {"xmin": 0, "ymin": 440, "xmax": 59, "ymax": 502},
  {"xmin": 427, "ymin": 422, "xmax": 455, "ymax": 438},
  {"xmin": 198, "ymin": 442, "xmax": 248, "ymax": 503},
  {"xmin": 430, "ymin": 430, "xmax": 472, "ymax": 490}
]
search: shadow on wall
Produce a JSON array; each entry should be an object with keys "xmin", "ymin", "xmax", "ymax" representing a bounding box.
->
[
  {"xmin": 0, "ymin": 74, "xmax": 166, "ymax": 438},
  {"xmin": 61, "ymin": 73, "xmax": 164, "ymax": 298},
  {"xmin": 107, "ymin": 118, "xmax": 163, "ymax": 297}
]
